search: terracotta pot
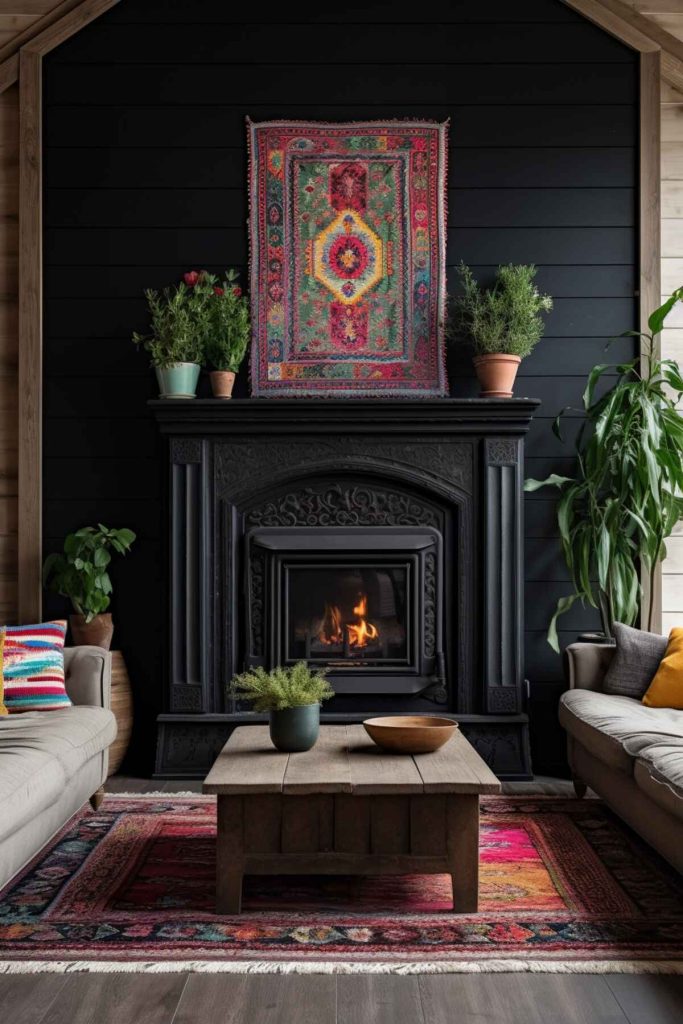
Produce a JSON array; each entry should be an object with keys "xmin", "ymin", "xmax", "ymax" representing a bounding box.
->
[
  {"xmin": 69, "ymin": 613, "xmax": 114, "ymax": 650},
  {"xmin": 472, "ymin": 354, "xmax": 521, "ymax": 398},
  {"xmin": 108, "ymin": 651, "xmax": 133, "ymax": 776},
  {"xmin": 210, "ymin": 370, "xmax": 236, "ymax": 399}
]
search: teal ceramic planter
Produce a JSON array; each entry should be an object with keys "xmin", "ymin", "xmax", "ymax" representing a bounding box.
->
[
  {"xmin": 155, "ymin": 362, "xmax": 200, "ymax": 399},
  {"xmin": 269, "ymin": 704, "xmax": 320, "ymax": 752}
]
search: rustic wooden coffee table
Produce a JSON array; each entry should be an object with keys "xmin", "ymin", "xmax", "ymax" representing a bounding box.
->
[{"xmin": 203, "ymin": 724, "xmax": 500, "ymax": 914}]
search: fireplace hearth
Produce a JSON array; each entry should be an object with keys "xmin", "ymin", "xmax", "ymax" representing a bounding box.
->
[{"xmin": 152, "ymin": 398, "xmax": 539, "ymax": 778}]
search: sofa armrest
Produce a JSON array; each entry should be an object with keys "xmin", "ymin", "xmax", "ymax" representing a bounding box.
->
[
  {"xmin": 63, "ymin": 646, "xmax": 112, "ymax": 709},
  {"xmin": 564, "ymin": 643, "xmax": 615, "ymax": 691}
]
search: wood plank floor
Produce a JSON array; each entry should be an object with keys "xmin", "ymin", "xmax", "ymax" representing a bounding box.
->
[
  {"xmin": 0, "ymin": 973, "xmax": 681, "ymax": 1024},
  {"xmin": 0, "ymin": 777, "xmax": 680, "ymax": 1024}
]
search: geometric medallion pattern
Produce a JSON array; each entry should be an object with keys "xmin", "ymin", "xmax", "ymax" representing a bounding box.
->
[{"xmin": 248, "ymin": 119, "xmax": 449, "ymax": 396}]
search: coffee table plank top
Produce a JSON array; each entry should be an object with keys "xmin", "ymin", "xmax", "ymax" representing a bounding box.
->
[
  {"xmin": 203, "ymin": 724, "xmax": 501, "ymax": 796},
  {"xmin": 413, "ymin": 730, "xmax": 501, "ymax": 794},
  {"xmin": 203, "ymin": 726, "xmax": 288, "ymax": 793},
  {"xmin": 283, "ymin": 725, "xmax": 353, "ymax": 794}
]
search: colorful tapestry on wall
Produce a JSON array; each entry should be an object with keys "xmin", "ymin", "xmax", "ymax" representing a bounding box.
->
[{"xmin": 248, "ymin": 119, "xmax": 448, "ymax": 397}]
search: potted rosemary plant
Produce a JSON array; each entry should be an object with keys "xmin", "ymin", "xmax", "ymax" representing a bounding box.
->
[
  {"xmin": 43, "ymin": 524, "xmax": 136, "ymax": 649},
  {"xmin": 205, "ymin": 269, "xmax": 250, "ymax": 398},
  {"xmin": 133, "ymin": 271, "xmax": 209, "ymax": 398},
  {"xmin": 525, "ymin": 290, "xmax": 683, "ymax": 651},
  {"xmin": 451, "ymin": 263, "xmax": 553, "ymax": 397},
  {"xmin": 230, "ymin": 662, "xmax": 334, "ymax": 752}
]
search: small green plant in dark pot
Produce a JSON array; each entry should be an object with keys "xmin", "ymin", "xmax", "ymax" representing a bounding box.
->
[{"xmin": 230, "ymin": 662, "xmax": 334, "ymax": 752}]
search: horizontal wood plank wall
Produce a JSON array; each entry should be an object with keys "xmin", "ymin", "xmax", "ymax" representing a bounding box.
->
[
  {"xmin": 41, "ymin": 0, "xmax": 638, "ymax": 775},
  {"xmin": 661, "ymin": 79, "xmax": 683, "ymax": 635},
  {"xmin": 0, "ymin": 80, "xmax": 18, "ymax": 622}
]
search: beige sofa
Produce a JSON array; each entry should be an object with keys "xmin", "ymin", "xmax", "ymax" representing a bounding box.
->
[
  {"xmin": 560, "ymin": 643, "xmax": 683, "ymax": 874},
  {"xmin": 0, "ymin": 646, "xmax": 117, "ymax": 890}
]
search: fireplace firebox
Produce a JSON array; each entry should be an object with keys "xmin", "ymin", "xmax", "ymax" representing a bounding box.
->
[
  {"xmin": 245, "ymin": 527, "xmax": 442, "ymax": 698},
  {"xmin": 152, "ymin": 398, "xmax": 539, "ymax": 779}
]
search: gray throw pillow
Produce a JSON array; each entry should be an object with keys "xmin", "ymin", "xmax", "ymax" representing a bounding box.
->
[{"xmin": 603, "ymin": 622, "xmax": 668, "ymax": 699}]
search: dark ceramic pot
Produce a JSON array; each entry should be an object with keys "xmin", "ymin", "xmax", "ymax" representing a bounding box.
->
[{"xmin": 269, "ymin": 704, "xmax": 320, "ymax": 752}]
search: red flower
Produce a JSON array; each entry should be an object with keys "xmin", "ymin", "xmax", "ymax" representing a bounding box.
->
[
  {"xmin": 184, "ymin": 271, "xmax": 200, "ymax": 287},
  {"xmin": 213, "ymin": 286, "xmax": 224, "ymax": 296},
  {"xmin": 232, "ymin": 285, "xmax": 242, "ymax": 297}
]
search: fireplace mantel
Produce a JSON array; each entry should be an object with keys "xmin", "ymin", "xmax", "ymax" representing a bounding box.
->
[
  {"xmin": 151, "ymin": 396, "xmax": 540, "ymax": 779},
  {"xmin": 150, "ymin": 397, "xmax": 540, "ymax": 435}
]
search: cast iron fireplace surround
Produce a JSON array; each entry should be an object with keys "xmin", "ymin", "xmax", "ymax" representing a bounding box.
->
[{"xmin": 152, "ymin": 398, "xmax": 539, "ymax": 778}]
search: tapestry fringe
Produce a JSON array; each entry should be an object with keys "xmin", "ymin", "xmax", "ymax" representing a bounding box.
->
[{"xmin": 0, "ymin": 960, "xmax": 681, "ymax": 975}]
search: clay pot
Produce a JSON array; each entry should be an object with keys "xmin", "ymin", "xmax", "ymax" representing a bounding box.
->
[
  {"xmin": 473, "ymin": 354, "xmax": 521, "ymax": 398},
  {"xmin": 210, "ymin": 370, "xmax": 236, "ymax": 399},
  {"xmin": 69, "ymin": 613, "xmax": 114, "ymax": 650}
]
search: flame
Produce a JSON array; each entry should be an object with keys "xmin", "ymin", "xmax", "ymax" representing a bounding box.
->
[
  {"xmin": 316, "ymin": 593, "xmax": 379, "ymax": 649},
  {"xmin": 346, "ymin": 593, "xmax": 379, "ymax": 649},
  {"xmin": 318, "ymin": 602, "xmax": 343, "ymax": 645}
]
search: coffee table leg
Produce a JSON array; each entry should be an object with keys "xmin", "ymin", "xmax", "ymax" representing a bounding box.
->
[
  {"xmin": 446, "ymin": 794, "xmax": 479, "ymax": 913},
  {"xmin": 216, "ymin": 795, "xmax": 244, "ymax": 914}
]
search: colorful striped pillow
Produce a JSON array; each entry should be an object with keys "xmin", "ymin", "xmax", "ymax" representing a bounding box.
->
[
  {"xmin": 0, "ymin": 628, "xmax": 6, "ymax": 715},
  {"xmin": 2, "ymin": 621, "xmax": 70, "ymax": 712}
]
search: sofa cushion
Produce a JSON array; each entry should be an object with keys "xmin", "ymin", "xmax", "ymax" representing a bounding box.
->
[
  {"xmin": 603, "ymin": 622, "xmax": 667, "ymax": 699},
  {"xmin": 2, "ymin": 621, "xmax": 71, "ymax": 712},
  {"xmin": 642, "ymin": 627, "xmax": 683, "ymax": 710},
  {"xmin": 559, "ymin": 688, "xmax": 683, "ymax": 774},
  {"xmin": 0, "ymin": 706, "xmax": 116, "ymax": 842},
  {"xmin": 634, "ymin": 741, "xmax": 683, "ymax": 823}
]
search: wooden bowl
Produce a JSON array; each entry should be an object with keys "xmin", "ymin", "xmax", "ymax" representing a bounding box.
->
[{"xmin": 363, "ymin": 716, "xmax": 458, "ymax": 755}]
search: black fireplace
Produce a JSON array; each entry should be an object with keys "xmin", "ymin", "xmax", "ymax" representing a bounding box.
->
[{"xmin": 152, "ymin": 398, "xmax": 539, "ymax": 778}]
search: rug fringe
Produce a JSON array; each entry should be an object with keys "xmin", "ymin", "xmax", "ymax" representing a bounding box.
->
[
  {"xmin": 103, "ymin": 792, "xmax": 203, "ymax": 798},
  {"xmin": 0, "ymin": 960, "xmax": 681, "ymax": 975}
]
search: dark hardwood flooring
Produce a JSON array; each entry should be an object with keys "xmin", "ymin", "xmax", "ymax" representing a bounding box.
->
[
  {"xmin": 1, "ymin": 972, "xmax": 682, "ymax": 1024},
  {"xmin": 0, "ymin": 777, "xmax": 680, "ymax": 1024}
]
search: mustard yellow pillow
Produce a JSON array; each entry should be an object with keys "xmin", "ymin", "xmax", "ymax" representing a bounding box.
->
[
  {"xmin": 0, "ymin": 626, "xmax": 6, "ymax": 715},
  {"xmin": 642, "ymin": 627, "xmax": 683, "ymax": 709}
]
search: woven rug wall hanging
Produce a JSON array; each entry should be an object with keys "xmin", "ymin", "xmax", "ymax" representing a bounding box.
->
[
  {"xmin": 247, "ymin": 118, "xmax": 449, "ymax": 397},
  {"xmin": 1, "ymin": 795, "xmax": 682, "ymax": 974}
]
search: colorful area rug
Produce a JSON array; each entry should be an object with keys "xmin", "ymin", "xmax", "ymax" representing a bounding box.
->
[
  {"xmin": 0, "ymin": 796, "xmax": 682, "ymax": 973},
  {"xmin": 248, "ymin": 119, "xmax": 448, "ymax": 397}
]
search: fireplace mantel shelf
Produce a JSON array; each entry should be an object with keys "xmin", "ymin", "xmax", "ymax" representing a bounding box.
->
[{"xmin": 149, "ymin": 397, "xmax": 541, "ymax": 435}]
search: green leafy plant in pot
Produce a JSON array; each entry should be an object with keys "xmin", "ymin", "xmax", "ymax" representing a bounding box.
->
[
  {"xmin": 450, "ymin": 263, "xmax": 553, "ymax": 397},
  {"xmin": 205, "ymin": 269, "xmax": 250, "ymax": 399},
  {"xmin": 133, "ymin": 271, "xmax": 209, "ymax": 398},
  {"xmin": 230, "ymin": 662, "xmax": 334, "ymax": 752},
  {"xmin": 525, "ymin": 290, "xmax": 683, "ymax": 652},
  {"xmin": 43, "ymin": 525, "xmax": 136, "ymax": 649}
]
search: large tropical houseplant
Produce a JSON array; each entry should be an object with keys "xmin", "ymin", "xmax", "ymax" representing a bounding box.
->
[{"xmin": 525, "ymin": 290, "xmax": 683, "ymax": 651}]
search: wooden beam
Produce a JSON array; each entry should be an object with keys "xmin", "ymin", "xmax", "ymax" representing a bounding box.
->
[
  {"xmin": 640, "ymin": 48, "xmax": 663, "ymax": 632},
  {"xmin": 563, "ymin": 0, "xmax": 660, "ymax": 50},
  {"xmin": 19, "ymin": 0, "xmax": 119, "ymax": 57},
  {"xmin": 0, "ymin": 0, "xmax": 83, "ymax": 66},
  {"xmin": 18, "ymin": 47, "xmax": 41, "ymax": 623},
  {"xmin": 0, "ymin": 0, "xmax": 121, "ymax": 93},
  {"xmin": 0, "ymin": 53, "xmax": 16, "ymax": 95}
]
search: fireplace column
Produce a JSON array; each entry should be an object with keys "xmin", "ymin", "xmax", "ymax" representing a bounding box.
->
[{"xmin": 483, "ymin": 438, "xmax": 524, "ymax": 714}]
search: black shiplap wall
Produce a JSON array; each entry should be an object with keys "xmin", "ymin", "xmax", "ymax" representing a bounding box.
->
[{"xmin": 42, "ymin": 0, "xmax": 637, "ymax": 774}]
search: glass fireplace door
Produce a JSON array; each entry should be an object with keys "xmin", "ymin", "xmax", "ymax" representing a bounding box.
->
[{"xmin": 284, "ymin": 562, "xmax": 411, "ymax": 667}]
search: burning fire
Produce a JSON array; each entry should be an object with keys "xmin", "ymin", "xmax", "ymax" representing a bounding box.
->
[
  {"xmin": 317, "ymin": 593, "xmax": 379, "ymax": 649},
  {"xmin": 347, "ymin": 594, "xmax": 378, "ymax": 648}
]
